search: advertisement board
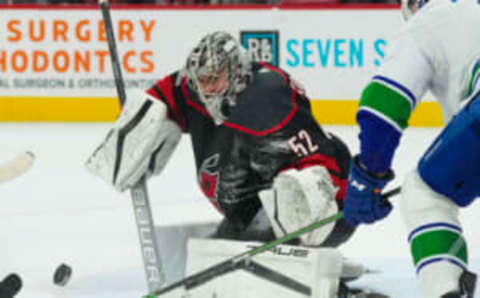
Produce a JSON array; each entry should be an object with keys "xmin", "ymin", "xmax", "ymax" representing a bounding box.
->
[{"xmin": 0, "ymin": 5, "xmax": 442, "ymax": 125}]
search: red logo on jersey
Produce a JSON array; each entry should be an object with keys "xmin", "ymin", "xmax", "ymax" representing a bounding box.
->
[
  {"xmin": 198, "ymin": 154, "xmax": 223, "ymax": 214},
  {"xmin": 200, "ymin": 171, "xmax": 218, "ymax": 199}
]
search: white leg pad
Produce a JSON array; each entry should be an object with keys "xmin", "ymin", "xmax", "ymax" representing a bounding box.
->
[
  {"xmin": 419, "ymin": 261, "xmax": 463, "ymax": 298},
  {"xmin": 155, "ymin": 222, "xmax": 219, "ymax": 284},
  {"xmin": 400, "ymin": 169, "xmax": 460, "ymax": 230},
  {"xmin": 400, "ymin": 170, "xmax": 464, "ymax": 297},
  {"xmin": 168, "ymin": 238, "xmax": 344, "ymax": 298}
]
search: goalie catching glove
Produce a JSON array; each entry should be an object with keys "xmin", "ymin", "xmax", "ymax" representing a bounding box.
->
[
  {"xmin": 85, "ymin": 89, "xmax": 182, "ymax": 192},
  {"xmin": 259, "ymin": 166, "xmax": 339, "ymax": 247}
]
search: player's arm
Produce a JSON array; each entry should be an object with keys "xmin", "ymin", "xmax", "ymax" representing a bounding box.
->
[
  {"xmin": 357, "ymin": 32, "xmax": 434, "ymax": 173},
  {"xmin": 85, "ymin": 73, "xmax": 187, "ymax": 192},
  {"xmin": 344, "ymin": 33, "xmax": 433, "ymax": 226}
]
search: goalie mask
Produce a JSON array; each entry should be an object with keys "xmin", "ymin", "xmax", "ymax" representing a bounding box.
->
[
  {"xmin": 402, "ymin": 0, "xmax": 429, "ymax": 20},
  {"xmin": 185, "ymin": 31, "xmax": 252, "ymax": 125}
]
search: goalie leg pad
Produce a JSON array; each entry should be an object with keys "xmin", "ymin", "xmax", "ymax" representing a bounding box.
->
[
  {"xmin": 155, "ymin": 222, "xmax": 218, "ymax": 284},
  {"xmin": 185, "ymin": 238, "xmax": 343, "ymax": 298},
  {"xmin": 85, "ymin": 89, "xmax": 182, "ymax": 191},
  {"xmin": 400, "ymin": 170, "xmax": 467, "ymax": 297},
  {"xmin": 418, "ymin": 93, "xmax": 480, "ymax": 206},
  {"xmin": 259, "ymin": 166, "xmax": 339, "ymax": 247}
]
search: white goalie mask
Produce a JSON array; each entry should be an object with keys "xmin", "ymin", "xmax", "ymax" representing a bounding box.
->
[
  {"xmin": 185, "ymin": 31, "xmax": 252, "ymax": 125},
  {"xmin": 402, "ymin": 0, "xmax": 429, "ymax": 20}
]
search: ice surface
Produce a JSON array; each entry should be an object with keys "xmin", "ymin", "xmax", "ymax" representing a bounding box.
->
[{"xmin": 0, "ymin": 123, "xmax": 478, "ymax": 297}]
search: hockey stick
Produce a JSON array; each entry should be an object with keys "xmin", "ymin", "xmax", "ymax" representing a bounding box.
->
[
  {"xmin": 143, "ymin": 187, "xmax": 401, "ymax": 298},
  {"xmin": 99, "ymin": 0, "xmax": 166, "ymax": 292},
  {"xmin": 0, "ymin": 151, "xmax": 35, "ymax": 184}
]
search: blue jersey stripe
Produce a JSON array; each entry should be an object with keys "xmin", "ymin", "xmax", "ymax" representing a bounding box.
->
[
  {"xmin": 408, "ymin": 222, "xmax": 462, "ymax": 242},
  {"xmin": 416, "ymin": 257, "xmax": 467, "ymax": 275}
]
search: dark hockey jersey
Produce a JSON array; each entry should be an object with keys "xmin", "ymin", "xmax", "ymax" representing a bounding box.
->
[{"xmin": 146, "ymin": 62, "xmax": 351, "ymax": 227}]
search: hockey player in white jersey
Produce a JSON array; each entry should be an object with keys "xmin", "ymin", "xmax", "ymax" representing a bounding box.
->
[{"xmin": 342, "ymin": 0, "xmax": 480, "ymax": 297}]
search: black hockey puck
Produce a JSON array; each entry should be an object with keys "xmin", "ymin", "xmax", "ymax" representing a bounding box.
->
[
  {"xmin": 53, "ymin": 264, "xmax": 72, "ymax": 287},
  {"xmin": 0, "ymin": 273, "xmax": 22, "ymax": 298}
]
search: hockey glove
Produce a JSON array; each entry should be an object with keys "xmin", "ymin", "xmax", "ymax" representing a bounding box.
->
[
  {"xmin": 343, "ymin": 155, "xmax": 394, "ymax": 226},
  {"xmin": 85, "ymin": 89, "xmax": 181, "ymax": 192}
]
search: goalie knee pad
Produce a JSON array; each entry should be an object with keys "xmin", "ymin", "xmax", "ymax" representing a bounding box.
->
[{"xmin": 418, "ymin": 93, "xmax": 480, "ymax": 206}]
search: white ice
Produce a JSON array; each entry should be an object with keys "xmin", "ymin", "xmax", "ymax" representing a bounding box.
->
[{"xmin": 0, "ymin": 123, "xmax": 479, "ymax": 298}]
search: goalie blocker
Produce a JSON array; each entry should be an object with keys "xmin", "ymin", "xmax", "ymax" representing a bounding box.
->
[{"xmin": 85, "ymin": 89, "xmax": 181, "ymax": 192}]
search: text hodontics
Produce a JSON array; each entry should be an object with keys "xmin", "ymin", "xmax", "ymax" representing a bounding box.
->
[{"xmin": 0, "ymin": 50, "xmax": 154, "ymax": 74}]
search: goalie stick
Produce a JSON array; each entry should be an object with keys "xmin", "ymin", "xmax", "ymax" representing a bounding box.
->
[
  {"xmin": 143, "ymin": 187, "xmax": 401, "ymax": 298},
  {"xmin": 99, "ymin": 0, "xmax": 166, "ymax": 292},
  {"xmin": 0, "ymin": 151, "xmax": 35, "ymax": 184}
]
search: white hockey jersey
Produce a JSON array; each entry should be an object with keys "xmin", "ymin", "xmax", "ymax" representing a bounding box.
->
[{"xmin": 378, "ymin": 0, "xmax": 480, "ymax": 123}]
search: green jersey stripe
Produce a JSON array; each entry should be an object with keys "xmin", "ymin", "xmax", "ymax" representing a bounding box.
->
[
  {"xmin": 372, "ymin": 75, "xmax": 416, "ymax": 109},
  {"xmin": 467, "ymin": 61, "xmax": 480, "ymax": 97},
  {"xmin": 359, "ymin": 82, "xmax": 412, "ymax": 130},
  {"xmin": 411, "ymin": 229, "xmax": 468, "ymax": 267}
]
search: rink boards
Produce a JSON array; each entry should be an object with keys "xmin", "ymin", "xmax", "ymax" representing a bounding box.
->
[{"xmin": 0, "ymin": 5, "xmax": 444, "ymax": 126}]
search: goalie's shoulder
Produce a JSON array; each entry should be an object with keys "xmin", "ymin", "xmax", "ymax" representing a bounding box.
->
[
  {"xmin": 225, "ymin": 64, "xmax": 297, "ymax": 136},
  {"xmin": 146, "ymin": 71, "xmax": 189, "ymax": 131}
]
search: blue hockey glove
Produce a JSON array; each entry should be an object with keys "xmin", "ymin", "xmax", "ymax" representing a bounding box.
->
[{"xmin": 344, "ymin": 155, "xmax": 394, "ymax": 226}]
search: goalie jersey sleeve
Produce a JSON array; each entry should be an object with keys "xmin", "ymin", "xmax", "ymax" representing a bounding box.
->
[{"xmin": 145, "ymin": 71, "xmax": 189, "ymax": 132}]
